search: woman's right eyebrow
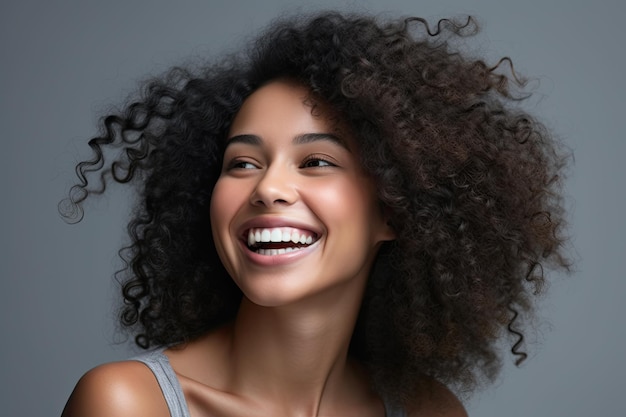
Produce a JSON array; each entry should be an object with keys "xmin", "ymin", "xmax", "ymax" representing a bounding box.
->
[{"xmin": 225, "ymin": 134, "xmax": 262, "ymax": 147}]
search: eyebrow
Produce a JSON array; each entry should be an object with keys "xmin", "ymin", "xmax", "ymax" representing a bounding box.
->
[{"xmin": 225, "ymin": 133, "xmax": 350, "ymax": 151}]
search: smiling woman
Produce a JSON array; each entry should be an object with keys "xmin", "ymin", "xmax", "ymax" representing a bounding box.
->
[
  {"xmin": 211, "ymin": 80, "xmax": 394, "ymax": 308},
  {"xmin": 59, "ymin": 10, "xmax": 570, "ymax": 417}
]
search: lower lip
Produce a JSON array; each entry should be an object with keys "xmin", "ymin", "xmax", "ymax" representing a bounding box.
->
[{"xmin": 238, "ymin": 239, "xmax": 319, "ymax": 266}]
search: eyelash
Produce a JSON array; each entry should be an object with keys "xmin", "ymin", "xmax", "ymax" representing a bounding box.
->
[
  {"xmin": 228, "ymin": 160, "xmax": 257, "ymax": 170},
  {"xmin": 301, "ymin": 154, "xmax": 336, "ymax": 168}
]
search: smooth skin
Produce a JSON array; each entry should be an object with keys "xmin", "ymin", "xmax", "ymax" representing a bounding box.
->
[{"xmin": 62, "ymin": 80, "xmax": 467, "ymax": 417}]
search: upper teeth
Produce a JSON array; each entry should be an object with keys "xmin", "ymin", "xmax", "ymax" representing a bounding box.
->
[{"xmin": 247, "ymin": 227, "xmax": 315, "ymax": 247}]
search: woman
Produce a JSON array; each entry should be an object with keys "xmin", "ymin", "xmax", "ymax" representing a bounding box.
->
[{"xmin": 60, "ymin": 11, "xmax": 570, "ymax": 417}]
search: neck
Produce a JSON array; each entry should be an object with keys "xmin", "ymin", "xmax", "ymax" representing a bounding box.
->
[{"xmin": 226, "ymin": 285, "xmax": 367, "ymax": 415}]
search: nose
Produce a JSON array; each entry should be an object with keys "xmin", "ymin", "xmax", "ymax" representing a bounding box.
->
[{"xmin": 249, "ymin": 163, "xmax": 297, "ymax": 207}]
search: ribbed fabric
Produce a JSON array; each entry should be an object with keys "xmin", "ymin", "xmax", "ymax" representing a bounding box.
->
[
  {"xmin": 133, "ymin": 350, "xmax": 406, "ymax": 417},
  {"xmin": 132, "ymin": 350, "xmax": 190, "ymax": 417},
  {"xmin": 384, "ymin": 400, "xmax": 407, "ymax": 417}
]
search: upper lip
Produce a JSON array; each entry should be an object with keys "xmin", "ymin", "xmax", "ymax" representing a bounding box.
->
[{"xmin": 237, "ymin": 216, "xmax": 323, "ymax": 241}]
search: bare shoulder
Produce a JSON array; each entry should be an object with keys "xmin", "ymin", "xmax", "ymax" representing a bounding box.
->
[
  {"xmin": 406, "ymin": 379, "xmax": 468, "ymax": 417},
  {"xmin": 61, "ymin": 360, "xmax": 169, "ymax": 417}
]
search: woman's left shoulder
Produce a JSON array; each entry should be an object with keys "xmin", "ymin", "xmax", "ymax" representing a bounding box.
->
[{"xmin": 405, "ymin": 379, "xmax": 468, "ymax": 417}]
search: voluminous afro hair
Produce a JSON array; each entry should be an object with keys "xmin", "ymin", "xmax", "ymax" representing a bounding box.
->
[{"xmin": 61, "ymin": 11, "xmax": 571, "ymax": 406}]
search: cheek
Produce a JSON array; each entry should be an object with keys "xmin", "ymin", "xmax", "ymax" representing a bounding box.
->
[
  {"xmin": 210, "ymin": 179, "xmax": 239, "ymax": 244},
  {"xmin": 311, "ymin": 177, "xmax": 381, "ymax": 230},
  {"xmin": 210, "ymin": 178, "xmax": 247, "ymax": 278}
]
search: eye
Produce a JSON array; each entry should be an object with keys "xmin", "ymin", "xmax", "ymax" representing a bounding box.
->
[
  {"xmin": 301, "ymin": 155, "xmax": 337, "ymax": 168},
  {"xmin": 227, "ymin": 159, "xmax": 258, "ymax": 170}
]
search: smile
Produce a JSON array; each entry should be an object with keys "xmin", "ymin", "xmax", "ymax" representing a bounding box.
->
[{"xmin": 245, "ymin": 227, "xmax": 319, "ymax": 256}]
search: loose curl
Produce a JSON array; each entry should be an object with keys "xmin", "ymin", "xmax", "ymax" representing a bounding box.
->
[{"xmin": 60, "ymin": 11, "xmax": 571, "ymax": 406}]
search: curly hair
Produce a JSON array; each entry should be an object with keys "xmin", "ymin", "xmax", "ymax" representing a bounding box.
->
[{"xmin": 60, "ymin": 11, "xmax": 571, "ymax": 406}]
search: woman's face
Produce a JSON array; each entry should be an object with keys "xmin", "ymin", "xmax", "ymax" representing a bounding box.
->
[{"xmin": 210, "ymin": 80, "xmax": 394, "ymax": 307}]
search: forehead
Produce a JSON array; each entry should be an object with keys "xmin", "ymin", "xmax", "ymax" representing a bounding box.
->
[{"xmin": 228, "ymin": 79, "xmax": 345, "ymax": 139}]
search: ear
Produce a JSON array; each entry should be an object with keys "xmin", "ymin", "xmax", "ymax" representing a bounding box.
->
[{"xmin": 376, "ymin": 205, "xmax": 396, "ymax": 242}]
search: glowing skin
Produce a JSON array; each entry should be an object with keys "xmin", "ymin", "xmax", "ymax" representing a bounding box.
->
[
  {"xmin": 210, "ymin": 79, "xmax": 395, "ymax": 308},
  {"xmin": 61, "ymin": 79, "xmax": 467, "ymax": 417}
]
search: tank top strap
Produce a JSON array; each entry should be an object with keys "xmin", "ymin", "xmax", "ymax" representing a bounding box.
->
[
  {"xmin": 132, "ymin": 349, "xmax": 191, "ymax": 417},
  {"xmin": 384, "ymin": 399, "xmax": 408, "ymax": 417}
]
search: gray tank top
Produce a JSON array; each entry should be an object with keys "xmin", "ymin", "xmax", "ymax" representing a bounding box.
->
[{"xmin": 133, "ymin": 350, "xmax": 406, "ymax": 417}]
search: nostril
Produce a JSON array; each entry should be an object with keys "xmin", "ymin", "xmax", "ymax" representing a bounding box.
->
[{"xmin": 248, "ymin": 176, "xmax": 298, "ymax": 207}]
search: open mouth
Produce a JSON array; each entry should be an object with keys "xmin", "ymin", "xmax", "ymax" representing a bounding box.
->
[{"xmin": 245, "ymin": 227, "xmax": 319, "ymax": 256}]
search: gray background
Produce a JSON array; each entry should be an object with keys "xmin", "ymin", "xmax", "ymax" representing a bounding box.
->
[{"xmin": 2, "ymin": 0, "xmax": 624, "ymax": 416}]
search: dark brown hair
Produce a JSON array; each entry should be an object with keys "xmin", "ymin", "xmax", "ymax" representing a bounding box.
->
[{"xmin": 61, "ymin": 11, "xmax": 571, "ymax": 405}]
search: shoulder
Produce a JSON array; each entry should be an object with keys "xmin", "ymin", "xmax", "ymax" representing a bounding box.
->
[
  {"xmin": 406, "ymin": 379, "xmax": 468, "ymax": 417},
  {"xmin": 61, "ymin": 360, "xmax": 170, "ymax": 417}
]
